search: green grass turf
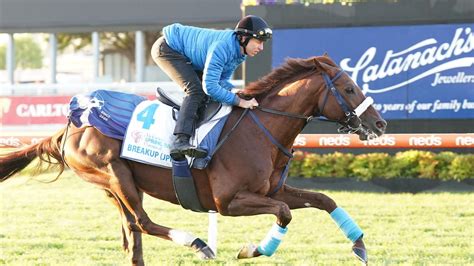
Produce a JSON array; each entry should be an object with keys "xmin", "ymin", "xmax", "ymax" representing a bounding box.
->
[{"xmin": 1, "ymin": 171, "xmax": 472, "ymax": 265}]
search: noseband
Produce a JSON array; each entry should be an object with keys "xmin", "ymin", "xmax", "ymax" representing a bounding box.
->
[{"xmin": 319, "ymin": 70, "xmax": 374, "ymax": 133}]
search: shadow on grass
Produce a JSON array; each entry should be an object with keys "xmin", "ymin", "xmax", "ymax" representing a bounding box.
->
[{"xmin": 287, "ymin": 177, "xmax": 474, "ymax": 194}]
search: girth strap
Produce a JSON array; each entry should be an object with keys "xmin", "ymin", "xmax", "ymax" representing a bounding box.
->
[{"xmin": 172, "ymin": 159, "xmax": 208, "ymax": 212}]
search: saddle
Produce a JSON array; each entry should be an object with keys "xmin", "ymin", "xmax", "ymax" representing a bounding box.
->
[{"xmin": 155, "ymin": 87, "xmax": 222, "ymax": 126}]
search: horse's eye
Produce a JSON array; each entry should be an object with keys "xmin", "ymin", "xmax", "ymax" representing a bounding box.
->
[{"xmin": 345, "ymin": 86, "xmax": 355, "ymax": 94}]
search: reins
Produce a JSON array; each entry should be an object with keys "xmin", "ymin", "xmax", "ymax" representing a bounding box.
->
[
  {"xmin": 255, "ymin": 106, "xmax": 314, "ymax": 122},
  {"xmin": 254, "ymin": 69, "xmax": 346, "ymax": 124}
]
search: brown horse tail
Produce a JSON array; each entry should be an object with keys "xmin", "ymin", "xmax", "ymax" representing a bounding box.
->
[{"xmin": 0, "ymin": 127, "xmax": 67, "ymax": 182}]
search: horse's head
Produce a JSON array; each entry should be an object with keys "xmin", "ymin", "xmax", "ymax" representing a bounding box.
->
[
  {"xmin": 240, "ymin": 54, "xmax": 386, "ymax": 141},
  {"xmin": 312, "ymin": 55, "xmax": 387, "ymax": 140}
]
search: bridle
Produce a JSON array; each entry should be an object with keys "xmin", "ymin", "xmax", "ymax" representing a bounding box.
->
[{"xmin": 255, "ymin": 69, "xmax": 374, "ymax": 133}]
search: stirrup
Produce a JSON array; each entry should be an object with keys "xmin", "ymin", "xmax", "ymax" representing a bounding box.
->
[
  {"xmin": 170, "ymin": 147, "xmax": 207, "ymax": 159},
  {"xmin": 182, "ymin": 147, "xmax": 207, "ymax": 158},
  {"xmin": 170, "ymin": 150, "xmax": 186, "ymax": 161}
]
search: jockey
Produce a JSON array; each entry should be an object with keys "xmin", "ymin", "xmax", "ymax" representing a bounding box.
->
[{"xmin": 151, "ymin": 15, "xmax": 272, "ymax": 160}]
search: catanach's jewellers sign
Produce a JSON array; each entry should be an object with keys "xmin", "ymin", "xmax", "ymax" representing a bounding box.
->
[{"xmin": 273, "ymin": 23, "xmax": 474, "ymax": 119}]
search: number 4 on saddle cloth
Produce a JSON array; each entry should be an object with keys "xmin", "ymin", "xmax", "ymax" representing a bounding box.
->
[{"xmin": 69, "ymin": 89, "xmax": 232, "ymax": 170}]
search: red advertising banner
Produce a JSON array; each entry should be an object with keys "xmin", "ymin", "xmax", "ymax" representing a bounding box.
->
[
  {"xmin": 0, "ymin": 94, "xmax": 156, "ymax": 126},
  {"xmin": 1, "ymin": 132, "xmax": 473, "ymax": 149},
  {"xmin": 293, "ymin": 134, "xmax": 474, "ymax": 148},
  {"xmin": 0, "ymin": 96, "xmax": 70, "ymax": 125}
]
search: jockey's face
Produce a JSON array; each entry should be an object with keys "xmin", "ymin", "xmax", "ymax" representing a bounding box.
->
[{"xmin": 245, "ymin": 38, "xmax": 264, "ymax": 57}]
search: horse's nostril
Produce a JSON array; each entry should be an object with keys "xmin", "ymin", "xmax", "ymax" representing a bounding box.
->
[{"xmin": 376, "ymin": 120, "xmax": 387, "ymax": 130}]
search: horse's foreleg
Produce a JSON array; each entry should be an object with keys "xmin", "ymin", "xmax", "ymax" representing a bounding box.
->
[
  {"xmin": 104, "ymin": 190, "xmax": 144, "ymax": 266},
  {"xmin": 223, "ymin": 190, "xmax": 292, "ymax": 259},
  {"xmin": 106, "ymin": 160, "xmax": 215, "ymax": 260},
  {"xmin": 271, "ymin": 184, "xmax": 367, "ymax": 265},
  {"xmin": 271, "ymin": 184, "xmax": 337, "ymax": 211}
]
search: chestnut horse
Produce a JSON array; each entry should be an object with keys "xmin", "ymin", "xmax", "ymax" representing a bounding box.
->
[{"xmin": 0, "ymin": 55, "xmax": 386, "ymax": 265}]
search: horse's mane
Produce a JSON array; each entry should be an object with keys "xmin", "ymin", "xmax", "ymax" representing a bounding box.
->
[{"xmin": 240, "ymin": 55, "xmax": 337, "ymax": 97}]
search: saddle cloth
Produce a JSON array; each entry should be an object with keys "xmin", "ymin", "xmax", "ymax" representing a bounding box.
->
[
  {"xmin": 122, "ymin": 100, "xmax": 231, "ymax": 168},
  {"xmin": 69, "ymin": 89, "xmax": 232, "ymax": 169},
  {"xmin": 69, "ymin": 89, "xmax": 147, "ymax": 139}
]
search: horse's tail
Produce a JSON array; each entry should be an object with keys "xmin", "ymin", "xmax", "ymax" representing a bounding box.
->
[{"xmin": 0, "ymin": 127, "xmax": 67, "ymax": 182}]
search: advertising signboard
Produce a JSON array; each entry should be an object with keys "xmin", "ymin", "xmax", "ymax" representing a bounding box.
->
[
  {"xmin": 0, "ymin": 96, "xmax": 70, "ymax": 125},
  {"xmin": 272, "ymin": 24, "xmax": 474, "ymax": 119},
  {"xmin": 0, "ymin": 94, "xmax": 156, "ymax": 126}
]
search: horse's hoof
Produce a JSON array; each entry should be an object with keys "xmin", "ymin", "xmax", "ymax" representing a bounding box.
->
[
  {"xmin": 353, "ymin": 246, "xmax": 368, "ymax": 265},
  {"xmin": 352, "ymin": 239, "xmax": 368, "ymax": 265},
  {"xmin": 191, "ymin": 238, "xmax": 216, "ymax": 260},
  {"xmin": 130, "ymin": 258, "xmax": 145, "ymax": 266},
  {"xmin": 236, "ymin": 243, "xmax": 257, "ymax": 259},
  {"xmin": 197, "ymin": 246, "xmax": 216, "ymax": 260}
]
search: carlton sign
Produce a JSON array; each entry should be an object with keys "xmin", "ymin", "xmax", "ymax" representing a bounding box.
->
[{"xmin": 0, "ymin": 96, "xmax": 70, "ymax": 125}]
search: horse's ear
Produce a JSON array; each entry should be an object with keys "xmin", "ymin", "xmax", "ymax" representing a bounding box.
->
[
  {"xmin": 323, "ymin": 52, "xmax": 329, "ymax": 57},
  {"xmin": 313, "ymin": 57, "xmax": 327, "ymax": 72}
]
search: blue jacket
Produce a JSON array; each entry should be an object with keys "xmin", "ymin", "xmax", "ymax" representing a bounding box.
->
[{"xmin": 163, "ymin": 23, "xmax": 246, "ymax": 105}]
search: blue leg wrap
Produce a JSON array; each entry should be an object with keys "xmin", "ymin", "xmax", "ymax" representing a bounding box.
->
[
  {"xmin": 257, "ymin": 223, "xmax": 288, "ymax": 256},
  {"xmin": 330, "ymin": 207, "xmax": 363, "ymax": 243}
]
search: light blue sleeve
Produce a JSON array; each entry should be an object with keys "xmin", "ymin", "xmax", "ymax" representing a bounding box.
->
[
  {"xmin": 219, "ymin": 79, "xmax": 234, "ymax": 91},
  {"xmin": 219, "ymin": 65, "xmax": 237, "ymax": 91},
  {"xmin": 203, "ymin": 42, "xmax": 239, "ymax": 105}
]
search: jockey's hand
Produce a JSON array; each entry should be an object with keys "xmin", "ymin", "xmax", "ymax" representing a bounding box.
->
[{"xmin": 238, "ymin": 98, "xmax": 259, "ymax": 109}]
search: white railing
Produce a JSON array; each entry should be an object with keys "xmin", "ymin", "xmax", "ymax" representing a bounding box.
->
[{"xmin": 0, "ymin": 80, "xmax": 245, "ymax": 100}]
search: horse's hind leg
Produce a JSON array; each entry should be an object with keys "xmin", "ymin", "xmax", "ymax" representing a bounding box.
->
[
  {"xmin": 104, "ymin": 190, "xmax": 144, "ymax": 266},
  {"xmin": 66, "ymin": 128, "xmax": 214, "ymax": 260},
  {"xmin": 272, "ymin": 184, "xmax": 367, "ymax": 265},
  {"xmin": 104, "ymin": 190, "xmax": 130, "ymax": 251},
  {"xmin": 106, "ymin": 159, "xmax": 215, "ymax": 259}
]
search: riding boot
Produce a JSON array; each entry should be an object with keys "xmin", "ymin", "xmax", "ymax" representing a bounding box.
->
[
  {"xmin": 170, "ymin": 133, "xmax": 207, "ymax": 160},
  {"xmin": 171, "ymin": 94, "xmax": 208, "ymax": 160}
]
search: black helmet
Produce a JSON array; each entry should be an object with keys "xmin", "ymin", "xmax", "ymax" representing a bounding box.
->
[{"xmin": 235, "ymin": 15, "xmax": 272, "ymax": 42}]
